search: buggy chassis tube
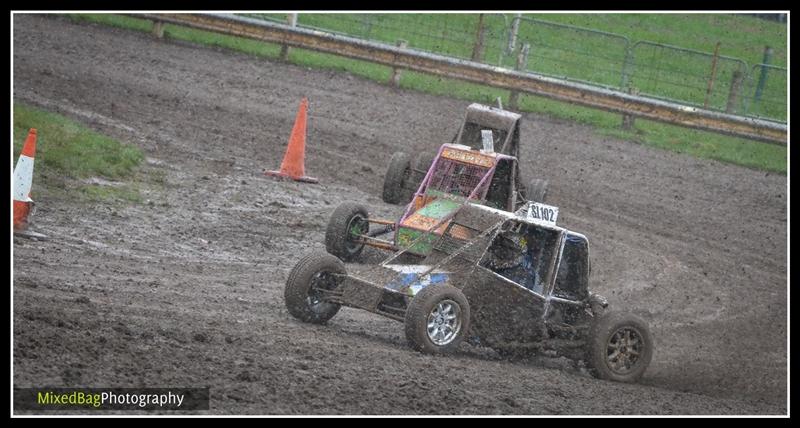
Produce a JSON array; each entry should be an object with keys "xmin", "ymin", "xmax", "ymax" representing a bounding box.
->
[
  {"xmin": 366, "ymin": 218, "xmax": 395, "ymax": 226},
  {"xmin": 354, "ymin": 235, "xmax": 398, "ymax": 251},
  {"xmin": 350, "ymin": 218, "xmax": 398, "ymax": 251},
  {"xmin": 367, "ymin": 224, "xmax": 394, "ymax": 237},
  {"xmin": 325, "ymin": 273, "xmax": 407, "ymax": 322},
  {"xmin": 328, "ymin": 218, "xmax": 509, "ymax": 323}
]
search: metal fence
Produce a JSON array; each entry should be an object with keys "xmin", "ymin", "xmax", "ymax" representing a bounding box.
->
[
  {"xmin": 144, "ymin": 13, "xmax": 785, "ymax": 143},
  {"xmin": 507, "ymin": 17, "xmax": 631, "ymax": 90},
  {"xmin": 243, "ymin": 13, "xmax": 512, "ymax": 65},
  {"xmin": 628, "ymin": 41, "xmax": 750, "ymax": 114},
  {"xmin": 239, "ymin": 13, "xmax": 786, "ymax": 124},
  {"xmin": 742, "ymin": 64, "xmax": 788, "ymax": 121}
]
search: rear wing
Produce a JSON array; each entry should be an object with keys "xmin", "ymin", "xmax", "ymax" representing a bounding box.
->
[
  {"xmin": 463, "ymin": 103, "xmax": 521, "ymax": 131},
  {"xmin": 456, "ymin": 104, "xmax": 522, "ymax": 156}
]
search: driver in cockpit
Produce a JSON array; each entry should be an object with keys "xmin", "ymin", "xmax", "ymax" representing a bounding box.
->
[{"xmin": 487, "ymin": 230, "xmax": 540, "ymax": 293}]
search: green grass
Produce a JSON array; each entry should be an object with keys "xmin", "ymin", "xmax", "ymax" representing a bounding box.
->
[
  {"xmin": 13, "ymin": 102, "xmax": 145, "ymax": 202},
  {"xmin": 79, "ymin": 184, "xmax": 143, "ymax": 203},
  {"xmin": 528, "ymin": 14, "xmax": 787, "ymax": 67},
  {"xmin": 66, "ymin": 13, "xmax": 786, "ymax": 174},
  {"xmin": 503, "ymin": 14, "xmax": 785, "ymax": 120}
]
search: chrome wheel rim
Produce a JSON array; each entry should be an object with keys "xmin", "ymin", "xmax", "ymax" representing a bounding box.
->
[
  {"xmin": 426, "ymin": 300, "xmax": 462, "ymax": 346},
  {"xmin": 606, "ymin": 326, "xmax": 645, "ymax": 375}
]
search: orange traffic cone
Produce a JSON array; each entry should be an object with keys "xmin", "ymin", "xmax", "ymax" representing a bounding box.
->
[
  {"xmin": 264, "ymin": 98, "xmax": 318, "ymax": 184},
  {"xmin": 13, "ymin": 129, "xmax": 37, "ymax": 231}
]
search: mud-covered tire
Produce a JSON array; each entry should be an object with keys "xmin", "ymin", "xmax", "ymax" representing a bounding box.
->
[
  {"xmin": 284, "ymin": 251, "xmax": 345, "ymax": 324},
  {"xmin": 523, "ymin": 178, "xmax": 548, "ymax": 203},
  {"xmin": 586, "ymin": 311, "xmax": 653, "ymax": 383},
  {"xmin": 404, "ymin": 285, "xmax": 470, "ymax": 355},
  {"xmin": 325, "ymin": 202, "xmax": 369, "ymax": 261},
  {"xmin": 382, "ymin": 152, "xmax": 411, "ymax": 204}
]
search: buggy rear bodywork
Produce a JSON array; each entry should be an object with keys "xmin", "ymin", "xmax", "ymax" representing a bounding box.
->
[{"xmin": 456, "ymin": 103, "xmax": 522, "ymax": 157}]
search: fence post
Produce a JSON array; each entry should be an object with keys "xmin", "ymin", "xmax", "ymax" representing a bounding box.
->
[
  {"xmin": 725, "ymin": 69, "xmax": 744, "ymax": 113},
  {"xmin": 152, "ymin": 20, "xmax": 165, "ymax": 39},
  {"xmin": 620, "ymin": 41, "xmax": 637, "ymax": 130},
  {"xmin": 620, "ymin": 42, "xmax": 634, "ymax": 90},
  {"xmin": 279, "ymin": 14, "xmax": 298, "ymax": 61},
  {"xmin": 753, "ymin": 45, "xmax": 773, "ymax": 105},
  {"xmin": 471, "ymin": 14, "xmax": 486, "ymax": 62},
  {"xmin": 363, "ymin": 14, "xmax": 375, "ymax": 39},
  {"xmin": 389, "ymin": 40, "xmax": 409, "ymax": 87},
  {"xmin": 704, "ymin": 42, "xmax": 721, "ymax": 108},
  {"xmin": 508, "ymin": 43, "xmax": 530, "ymax": 111},
  {"xmin": 621, "ymin": 87, "xmax": 639, "ymax": 130},
  {"xmin": 507, "ymin": 13, "xmax": 522, "ymax": 55}
]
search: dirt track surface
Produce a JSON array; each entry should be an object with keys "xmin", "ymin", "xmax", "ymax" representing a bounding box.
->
[{"xmin": 13, "ymin": 15, "xmax": 787, "ymax": 415}]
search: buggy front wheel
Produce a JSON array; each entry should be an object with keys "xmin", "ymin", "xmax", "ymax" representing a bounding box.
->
[
  {"xmin": 586, "ymin": 311, "xmax": 653, "ymax": 382},
  {"xmin": 325, "ymin": 202, "xmax": 369, "ymax": 261},
  {"xmin": 404, "ymin": 285, "xmax": 470, "ymax": 354},
  {"xmin": 284, "ymin": 251, "xmax": 345, "ymax": 324}
]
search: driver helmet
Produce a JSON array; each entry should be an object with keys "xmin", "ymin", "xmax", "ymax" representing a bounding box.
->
[{"xmin": 490, "ymin": 233, "xmax": 527, "ymax": 270}]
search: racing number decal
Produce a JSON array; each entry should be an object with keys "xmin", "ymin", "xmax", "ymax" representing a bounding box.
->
[
  {"xmin": 529, "ymin": 205, "xmax": 554, "ymax": 221},
  {"xmin": 526, "ymin": 203, "xmax": 558, "ymax": 225}
]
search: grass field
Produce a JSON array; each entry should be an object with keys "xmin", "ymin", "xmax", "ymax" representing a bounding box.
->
[
  {"xmin": 63, "ymin": 13, "xmax": 787, "ymax": 174},
  {"xmin": 515, "ymin": 16, "xmax": 786, "ymax": 121},
  {"xmin": 531, "ymin": 14, "xmax": 787, "ymax": 68},
  {"xmin": 243, "ymin": 13, "xmax": 788, "ymax": 66},
  {"xmin": 13, "ymin": 103, "xmax": 145, "ymax": 203}
]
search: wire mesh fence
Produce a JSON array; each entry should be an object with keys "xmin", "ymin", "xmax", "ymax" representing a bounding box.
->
[
  {"xmin": 239, "ymin": 13, "xmax": 286, "ymax": 24},
  {"xmin": 742, "ymin": 64, "xmax": 788, "ymax": 121},
  {"xmin": 628, "ymin": 41, "xmax": 750, "ymax": 114},
  {"xmin": 238, "ymin": 13, "xmax": 787, "ymax": 123},
  {"xmin": 243, "ymin": 13, "xmax": 512, "ymax": 65},
  {"xmin": 508, "ymin": 17, "xmax": 631, "ymax": 89}
]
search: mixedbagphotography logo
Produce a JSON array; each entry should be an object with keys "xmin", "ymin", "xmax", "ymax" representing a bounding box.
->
[{"xmin": 14, "ymin": 388, "xmax": 210, "ymax": 411}]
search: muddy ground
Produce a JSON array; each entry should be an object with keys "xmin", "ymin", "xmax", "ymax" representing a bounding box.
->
[{"xmin": 12, "ymin": 15, "xmax": 787, "ymax": 415}]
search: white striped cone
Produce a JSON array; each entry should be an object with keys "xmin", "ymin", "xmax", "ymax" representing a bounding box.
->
[{"xmin": 13, "ymin": 129, "xmax": 37, "ymax": 231}]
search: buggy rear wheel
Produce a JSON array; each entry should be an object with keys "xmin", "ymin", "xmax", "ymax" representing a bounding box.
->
[
  {"xmin": 586, "ymin": 311, "xmax": 653, "ymax": 382},
  {"xmin": 404, "ymin": 285, "xmax": 470, "ymax": 354},
  {"xmin": 325, "ymin": 202, "xmax": 369, "ymax": 262},
  {"xmin": 284, "ymin": 251, "xmax": 345, "ymax": 324},
  {"xmin": 382, "ymin": 151, "xmax": 412, "ymax": 205}
]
